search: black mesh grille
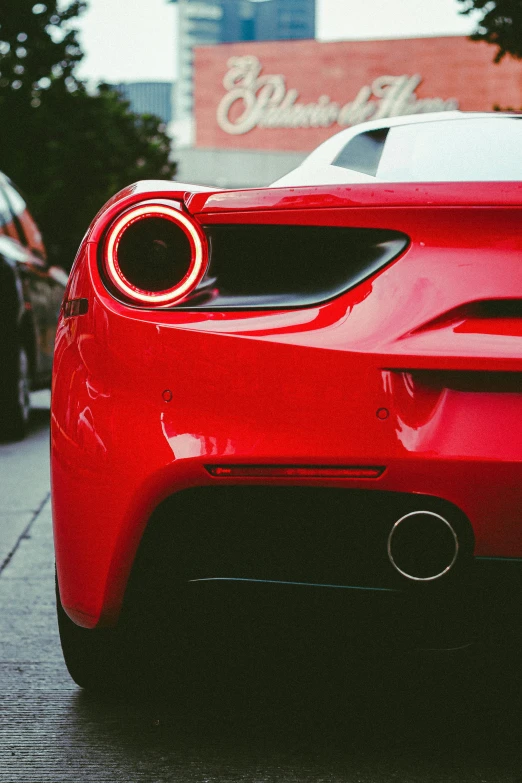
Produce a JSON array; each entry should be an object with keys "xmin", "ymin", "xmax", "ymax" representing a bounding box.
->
[{"xmin": 177, "ymin": 224, "xmax": 409, "ymax": 310}]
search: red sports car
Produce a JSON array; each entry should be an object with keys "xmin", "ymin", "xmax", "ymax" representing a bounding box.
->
[{"xmin": 52, "ymin": 112, "xmax": 522, "ymax": 689}]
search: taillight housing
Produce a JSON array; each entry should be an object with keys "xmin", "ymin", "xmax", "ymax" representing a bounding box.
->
[{"xmin": 102, "ymin": 201, "xmax": 208, "ymax": 307}]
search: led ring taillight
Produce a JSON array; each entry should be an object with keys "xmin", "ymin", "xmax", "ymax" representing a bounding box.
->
[{"xmin": 103, "ymin": 202, "xmax": 208, "ymax": 307}]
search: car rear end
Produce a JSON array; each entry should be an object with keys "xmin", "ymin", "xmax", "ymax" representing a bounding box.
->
[{"xmin": 52, "ymin": 181, "xmax": 522, "ymax": 652}]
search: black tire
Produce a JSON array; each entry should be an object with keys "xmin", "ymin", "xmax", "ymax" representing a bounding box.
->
[
  {"xmin": 56, "ymin": 575, "xmax": 131, "ymax": 691},
  {"xmin": 0, "ymin": 344, "xmax": 31, "ymax": 441},
  {"xmin": 56, "ymin": 572, "xmax": 182, "ymax": 692}
]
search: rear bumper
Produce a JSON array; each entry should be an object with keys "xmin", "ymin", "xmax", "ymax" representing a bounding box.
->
[
  {"xmin": 52, "ymin": 452, "xmax": 522, "ymax": 630},
  {"xmin": 51, "ymin": 353, "xmax": 522, "ymax": 630}
]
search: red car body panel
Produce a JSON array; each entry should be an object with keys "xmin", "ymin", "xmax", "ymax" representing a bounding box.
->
[{"xmin": 52, "ymin": 181, "xmax": 522, "ymax": 629}]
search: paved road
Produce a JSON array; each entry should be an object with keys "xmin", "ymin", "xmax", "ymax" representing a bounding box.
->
[{"xmin": 1, "ymin": 396, "xmax": 522, "ymax": 782}]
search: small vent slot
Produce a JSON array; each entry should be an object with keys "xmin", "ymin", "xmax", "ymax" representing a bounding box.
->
[
  {"xmin": 413, "ymin": 299, "xmax": 522, "ymax": 335},
  {"xmin": 411, "ymin": 370, "xmax": 522, "ymax": 394},
  {"xmin": 470, "ymin": 300, "xmax": 522, "ymax": 319}
]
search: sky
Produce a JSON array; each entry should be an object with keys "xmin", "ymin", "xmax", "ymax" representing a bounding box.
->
[{"xmin": 75, "ymin": 0, "xmax": 477, "ymax": 84}]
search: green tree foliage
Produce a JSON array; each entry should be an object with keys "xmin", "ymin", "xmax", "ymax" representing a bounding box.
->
[
  {"xmin": 0, "ymin": 1, "xmax": 176, "ymax": 269},
  {"xmin": 458, "ymin": 0, "xmax": 522, "ymax": 62}
]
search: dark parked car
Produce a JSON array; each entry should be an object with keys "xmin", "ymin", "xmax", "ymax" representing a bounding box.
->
[{"xmin": 0, "ymin": 171, "xmax": 67, "ymax": 440}]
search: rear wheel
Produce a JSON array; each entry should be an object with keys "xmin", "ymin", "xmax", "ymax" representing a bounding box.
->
[
  {"xmin": 0, "ymin": 345, "xmax": 31, "ymax": 441},
  {"xmin": 56, "ymin": 576, "xmax": 131, "ymax": 691}
]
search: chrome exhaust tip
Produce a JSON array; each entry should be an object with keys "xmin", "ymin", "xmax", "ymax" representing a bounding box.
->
[{"xmin": 387, "ymin": 510, "xmax": 459, "ymax": 582}]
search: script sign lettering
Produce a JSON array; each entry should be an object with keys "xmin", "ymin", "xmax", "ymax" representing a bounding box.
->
[{"xmin": 217, "ymin": 56, "xmax": 459, "ymax": 136}]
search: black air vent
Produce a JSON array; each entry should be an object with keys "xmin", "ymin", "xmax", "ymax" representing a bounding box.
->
[{"xmin": 177, "ymin": 225, "xmax": 408, "ymax": 310}]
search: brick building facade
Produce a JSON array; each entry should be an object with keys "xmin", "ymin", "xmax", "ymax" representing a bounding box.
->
[{"xmin": 194, "ymin": 36, "xmax": 522, "ymax": 152}]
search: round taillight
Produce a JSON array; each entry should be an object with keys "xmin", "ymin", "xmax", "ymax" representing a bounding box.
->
[{"xmin": 103, "ymin": 202, "xmax": 208, "ymax": 306}]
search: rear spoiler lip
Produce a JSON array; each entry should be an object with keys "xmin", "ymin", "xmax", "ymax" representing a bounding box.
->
[{"xmin": 187, "ymin": 181, "xmax": 522, "ymax": 216}]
